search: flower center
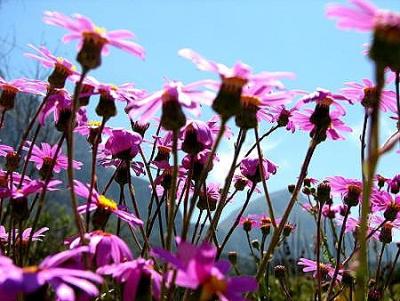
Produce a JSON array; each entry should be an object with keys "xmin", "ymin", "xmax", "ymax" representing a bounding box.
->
[
  {"xmin": 374, "ymin": 12, "xmax": 400, "ymax": 44},
  {"xmin": 98, "ymin": 195, "xmax": 118, "ymax": 211},
  {"xmin": 88, "ymin": 120, "xmax": 102, "ymax": 128},
  {"xmin": 200, "ymin": 276, "xmax": 227, "ymax": 301},
  {"xmin": 23, "ymin": 265, "xmax": 39, "ymax": 273},
  {"xmin": 362, "ymin": 87, "xmax": 378, "ymax": 108}
]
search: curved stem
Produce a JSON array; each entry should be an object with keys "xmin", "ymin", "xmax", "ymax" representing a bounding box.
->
[
  {"xmin": 316, "ymin": 202, "xmax": 323, "ymax": 301},
  {"xmin": 254, "ymin": 127, "xmax": 276, "ymax": 228},
  {"xmin": 256, "ymin": 138, "xmax": 318, "ymax": 280},
  {"xmin": 217, "ymin": 184, "xmax": 256, "ymax": 257},
  {"xmin": 326, "ymin": 206, "xmax": 351, "ymax": 300}
]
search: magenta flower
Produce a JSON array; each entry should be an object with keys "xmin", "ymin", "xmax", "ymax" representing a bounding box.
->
[
  {"xmin": 74, "ymin": 119, "xmax": 113, "ymax": 138},
  {"xmin": 178, "ymin": 48, "xmax": 295, "ymax": 84},
  {"xmin": 327, "ymin": 176, "xmax": 363, "ymax": 205},
  {"xmin": 0, "ymin": 77, "xmax": 46, "ymax": 97},
  {"xmin": 291, "ymin": 108, "xmax": 352, "ymax": 140},
  {"xmin": 103, "ymin": 129, "xmax": 142, "ymax": 160},
  {"xmin": 0, "ymin": 247, "xmax": 102, "ymax": 301},
  {"xmin": 25, "ymin": 44, "xmax": 78, "ymax": 88},
  {"xmin": 341, "ymin": 78, "xmax": 397, "ymax": 112},
  {"xmin": 0, "ymin": 77, "xmax": 46, "ymax": 112},
  {"xmin": 152, "ymin": 239, "xmax": 258, "ymax": 300},
  {"xmin": 239, "ymin": 156, "xmax": 278, "ymax": 184},
  {"xmin": 326, "ymin": 0, "xmax": 386, "ymax": 32},
  {"xmin": 75, "ymin": 180, "xmax": 143, "ymax": 228},
  {"xmin": 43, "ymin": 11, "xmax": 145, "ymax": 69},
  {"xmin": 298, "ymin": 88, "xmax": 352, "ymax": 115},
  {"xmin": 17, "ymin": 227, "xmax": 49, "ymax": 246},
  {"xmin": 180, "ymin": 120, "xmax": 213, "ymax": 154},
  {"xmin": 197, "ymin": 183, "xmax": 221, "ymax": 211},
  {"xmin": 97, "ymin": 258, "xmax": 162, "ymax": 301},
  {"xmin": 68, "ymin": 230, "xmax": 133, "ymax": 267},
  {"xmin": 269, "ymin": 104, "xmax": 300, "ymax": 132},
  {"xmin": 24, "ymin": 141, "xmax": 82, "ymax": 173},
  {"xmin": 126, "ymin": 80, "xmax": 214, "ymax": 122},
  {"xmin": 371, "ymin": 190, "xmax": 400, "ymax": 220},
  {"xmin": 298, "ymin": 258, "xmax": 342, "ymax": 281}
]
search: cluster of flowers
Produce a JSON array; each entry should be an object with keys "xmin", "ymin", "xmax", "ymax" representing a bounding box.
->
[{"xmin": 0, "ymin": 0, "xmax": 399, "ymax": 300}]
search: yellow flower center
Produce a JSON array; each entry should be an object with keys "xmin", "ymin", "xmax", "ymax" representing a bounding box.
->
[
  {"xmin": 23, "ymin": 266, "xmax": 39, "ymax": 273},
  {"xmin": 200, "ymin": 276, "xmax": 227, "ymax": 301},
  {"xmin": 88, "ymin": 120, "xmax": 102, "ymax": 127},
  {"xmin": 98, "ymin": 195, "xmax": 118, "ymax": 211},
  {"xmin": 94, "ymin": 26, "xmax": 107, "ymax": 35}
]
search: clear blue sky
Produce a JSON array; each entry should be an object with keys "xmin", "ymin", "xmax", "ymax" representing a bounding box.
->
[{"xmin": 1, "ymin": 0, "xmax": 399, "ymax": 199}]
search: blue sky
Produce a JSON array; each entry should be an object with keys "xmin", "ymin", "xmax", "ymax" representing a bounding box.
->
[{"xmin": 0, "ymin": 0, "xmax": 400, "ymax": 202}]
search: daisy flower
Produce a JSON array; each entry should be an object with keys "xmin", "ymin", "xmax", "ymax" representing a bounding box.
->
[{"xmin": 43, "ymin": 11, "xmax": 145, "ymax": 69}]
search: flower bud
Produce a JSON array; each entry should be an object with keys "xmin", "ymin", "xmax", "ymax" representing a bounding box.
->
[
  {"xmin": 384, "ymin": 203, "xmax": 400, "ymax": 221},
  {"xmin": 274, "ymin": 265, "xmax": 287, "ymax": 279},
  {"xmin": 309, "ymin": 99, "xmax": 332, "ymax": 143},
  {"xmin": 0, "ymin": 86, "xmax": 18, "ymax": 111},
  {"xmin": 228, "ymin": 251, "xmax": 237, "ymax": 265},
  {"xmin": 79, "ymin": 84, "xmax": 95, "ymax": 107},
  {"xmin": 39, "ymin": 157, "xmax": 54, "ymax": 179},
  {"xmin": 160, "ymin": 92, "xmax": 186, "ymax": 131},
  {"xmin": 251, "ymin": 239, "xmax": 260, "ymax": 250},
  {"xmin": 277, "ymin": 109, "xmax": 290, "ymax": 127},
  {"xmin": 287, "ymin": 184, "xmax": 295, "ymax": 194},
  {"xmin": 48, "ymin": 63, "xmax": 73, "ymax": 89},
  {"xmin": 213, "ymin": 77, "xmax": 247, "ymax": 121},
  {"xmin": 283, "ymin": 223, "xmax": 295, "ymax": 237},
  {"xmin": 115, "ymin": 161, "xmax": 130, "ymax": 186},
  {"xmin": 242, "ymin": 219, "xmax": 253, "ymax": 232},
  {"xmin": 367, "ymin": 289, "xmax": 383, "ymax": 301},
  {"xmin": 5, "ymin": 151, "xmax": 19, "ymax": 172},
  {"xmin": 317, "ymin": 181, "xmax": 331, "ymax": 204},
  {"xmin": 11, "ymin": 196, "xmax": 29, "ymax": 221},
  {"xmin": 235, "ymin": 96, "xmax": 259, "ymax": 129},
  {"xmin": 153, "ymin": 146, "xmax": 171, "ymax": 166},
  {"xmin": 96, "ymin": 91, "xmax": 117, "ymax": 120},
  {"xmin": 343, "ymin": 185, "xmax": 362, "ymax": 207},
  {"xmin": 379, "ymin": 224, "xmax": 393, "ymax": 244},
  {"xmin": 234, "ymin": 177, "xmax": 248, "ymax": 191},
  {"xmin": 77, "ymin": 33, "xmax": 107, "ymax": 70},
  {"xmin": 376, "ymin": 175, "xmax": 386, "ymax": 189},
  {"xmin": 131, "ymin": 121, "xmax": 150, "ymax": 138},
  {"xmin": 92, "ymin": 207, "xmax": 111, "ymax": 230},
  {"xmin": 55, "ymin": 109, "xmax": 73, "ymax": 132}
]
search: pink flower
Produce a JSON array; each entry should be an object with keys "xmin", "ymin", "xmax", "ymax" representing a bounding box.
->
[
  {"xmin": 298, "ymin": 258, "xmax": 342, "ymax": 281},
  {"xmin": 291, "ymin": 108, "xmax": 352, "ymax": 141},
  {"xmin": 269, "ymin": 104, "xmax": 301, "ymax": 132},
  {"xmin": 298, "ymin": 88, "xmax": 352, "ymax": 115},
  {"xmin": 180, "ymin": 120, "xmax": 213, "ymax": 154},
  {"xmin": 25, "ymin": 45, "xmax": 78, "ymax": 88},
  {"xmin": 327, "ymin": 176, "xmax": 363, "ymax": 205},
  {"xmin": 178, "ymin": 48, "xmax": 295, "ymax": 84},
  {"xmin": 152, "ymin": 239, "xmax": 258, "ymax": 300},
  {"xmin": 0, "ymin": 77, "xmax": 46, "ymax": 96},
  {"xmin": 68, "ymin": 230, "xmax": 133, "ymax": 267},
  {"xmin": 341, "ymin": 78, "xmax": 397, "ymax": 112},
  {"xmin": 103, "ymin": 129, "xmax": 142, "ymax": 160},
  {"xmin": 239, "ymin": 156, "xmax": 278, "ymax": 184},
  {"xmin": 371, "ymin": 190, "xmax": 400, "ymax": 220},
  {"xmin": 97, "ymin": 258, "xmax": 162, "ymax": 301},
  {"xmin": 326, "ymin": 0, "xmax": 383, "ymax": 32},
  {"xmin": 24, "ymin": 141, "xmax": 82, "ymax": 173},
  {"xmin": 75, "ymin": 180, "xmax": 143, "ymax": 228},
  {"xmin": 125, "ymin": 80, "xmax": 214, "ymax": 122},
  {"xmin": 43, "ymin": 11, "xmax": 145, "ymax": 64}
]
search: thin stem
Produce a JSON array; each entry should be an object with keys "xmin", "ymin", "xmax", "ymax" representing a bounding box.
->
[
  {"xmin": 217, "ymin": 184, "xmax": 256, "ymax": 257},
  {"xmin": 85, "ymin": 118, "xmax": 106, "ymax": 230},
  {"xmin": 374, "ymin": 243, "xmax": 386, "ymax": 288},
  {"xmin": 18, "ymin": 124, "xmax": 42, "ymax": 187},
  {"xmin": 205, "ymin": 129, "xmax": 247, "ymax": 242},
  {"xmin": 384, "ymin": 246, "xmax": 400, "ymax": 289},
  {"xmin": 185, "ymin": 120, "xmax": 227, "ymax": 241},
  {"xmin": 326, "ymin": 206, "xmax": 351, "ymax": 301},
  {"xmin": 256, "ymin": 138, "xmax": 318, "ymax": 280},
  {"xmin": 66, "ymin": 69, "xmax": 88, "ymax": 242},
  {"xmin": 360, "ymin": 112, "xmax": 368, "ymax": 184},
  {"xmin": 191, "ymin": 210, "xmax": 203, "ymax": 244},
  {"xmin": 166, "ymin": 130, "xmax": 178, "ymax": 250},
  {"xmin": 316, "ymin": 202, "xmax": 323, "ymax": 301},
  {"xmin": 254, "ymin": 127, "xmax": 276, "ymax": 228},
  {"xmin": 356, "ymin": 63, "xmax": 385, "ymax": 301}
]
